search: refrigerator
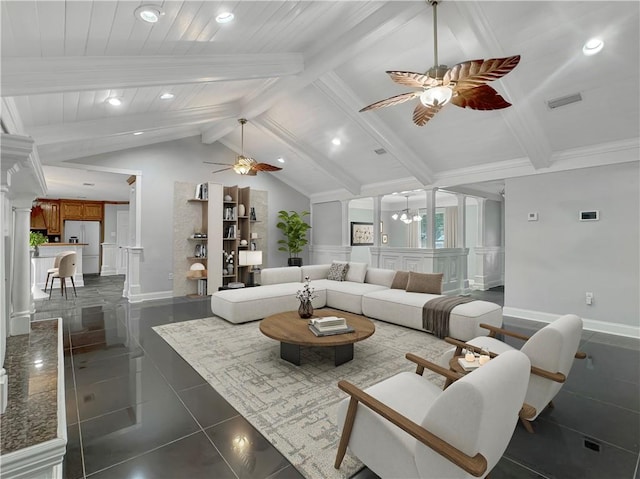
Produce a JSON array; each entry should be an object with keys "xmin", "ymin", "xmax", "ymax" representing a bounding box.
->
[{"xmin": 65, "ymin": 220, "xmax": 101, "ymax": 274}]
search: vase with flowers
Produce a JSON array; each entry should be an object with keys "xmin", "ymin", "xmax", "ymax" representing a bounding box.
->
[
  {"xmin": 223, "ymin": 250, "xmax": 235, "ymax": 275},
  {"xmin": 296, "ymin": 276, "xmax": 317, "ymax": 319}
]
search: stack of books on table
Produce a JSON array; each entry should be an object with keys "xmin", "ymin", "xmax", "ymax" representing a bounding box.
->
[{"xmin": 308, "ymin": 317, "xmax": 354, "ymax": 336}]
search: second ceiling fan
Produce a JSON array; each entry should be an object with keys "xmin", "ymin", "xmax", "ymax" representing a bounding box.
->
[
  {"xmin": 360, "ymin": 0, "xmax": 520, "ymax": 126},
  {"xmin": 206, "ymin": 119, "xmax": 283, "ymax": 175}
]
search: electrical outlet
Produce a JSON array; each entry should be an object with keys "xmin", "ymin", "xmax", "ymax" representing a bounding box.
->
[
  {"xmin": 168, "ymin": 273, "xmax": 174, "ymax": 280},
  {"xmin": 585, "ymin": 292, "xmax": 593, "ymax": 305}
]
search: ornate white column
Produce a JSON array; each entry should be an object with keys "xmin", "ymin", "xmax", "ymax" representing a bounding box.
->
[
  {"xmin": 0, "ymin": 183, "xmax": 9, "ymax": 413},
  {"xmin": 11, "ymin": 202, "xmax": 33, "ymax": 335},
  {"xmin": 424, "ymin": 188, "xmax": 437, "ymax": 249},
  {"xmin": 457, "ymin": 194, "xmax": 470, "ymax": 294},
  {"xmin": 125, "ymin": 246, "xmax": 144, "ymax": 303},
  {"xmin": 100, "ymin": 242, "xmax": 118, "ymax": 276},
  {"xmin": 340, "ymin": 200, "xmax": 350, "ymax": 247}
]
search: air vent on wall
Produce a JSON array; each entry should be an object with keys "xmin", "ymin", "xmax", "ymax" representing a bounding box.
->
[
  {"xmin": 374, "ymin": 148, "xmax": 387, "ymax": 155},
  {"xmin": 547, "ymin": 93, "xmax": 582, "ymax": 109}
]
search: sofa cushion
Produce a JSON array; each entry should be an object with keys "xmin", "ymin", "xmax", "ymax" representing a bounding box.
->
[
  {"xmin": 261, "ymin": 266, "xmax": 301, "ymax": 285},
  {"xmin": 406, "ymin": 271, "xmax": 443, "ymax": 294},
  {"xmin": 327, "ymin": 262, "xmax": 349, "ymax": 281},
  {"xmin": 364, "ymin": 267, "xmax": 397, "ymax": 287},
  {"xmin": 345, "ymin": 262, "xmax": 368, "ymax": 283},
  {"xmin": 313, "ymin": 279, "xmax": 388, "ymax": 315},
  {"xmin": 390, "ymin": 271, "xmax": 410, "ymax": 290},
  {"xmin": 301, "ymin": 264, "xmax": 331, "ymax": 281}
]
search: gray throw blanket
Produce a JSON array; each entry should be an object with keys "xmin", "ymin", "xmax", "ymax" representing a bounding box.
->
[{"xmin": 423, "ymin": 296, "xmax": 475, "ymax": 339}]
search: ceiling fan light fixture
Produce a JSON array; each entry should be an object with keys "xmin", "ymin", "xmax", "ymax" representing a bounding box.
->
[
  {"xmin": 216, "ymin": 12, "xmax": 235, "ymax": 24},
  {"xmin": 582, "ymin": 38, "xmax": 604, "ymax": 56},
  {"xmin": 420, "ymin": 86, "xmax": 452, "ymax": 107},
  {"xmin": 391, "ymin": 213, "xmax": 399, "ymax": 220}
]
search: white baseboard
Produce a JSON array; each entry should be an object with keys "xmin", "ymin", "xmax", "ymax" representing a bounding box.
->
[
  {"xmin": 127, "ymin": 290, "xmax": 174, "ymax": 303},
  {"xmin": 100, "ymin": 268, "xmax": 117, "ymax": 276},
  {"xmin": 503, "ymin": 307, "xmax": 640, "ymax": 338}
]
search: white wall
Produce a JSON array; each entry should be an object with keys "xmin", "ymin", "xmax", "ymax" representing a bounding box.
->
[
  {"xmin": 484, "ymin": 200, "xmax": 502, "ymax": 246},
  {"xmin": 103, "ymin": 204, "xmax": 129, "ymax": 244},
  {"xmin": 349, "ymin": 206, "xmax": 373, "ymax": 263},
  {"xmin": 312, "ymin": 201, "xmax": 342, "ymax": 245},
  {"xmin": 71, "ymin": 136, "xmax": 309, "ymax": 297},
  {"xmin": 465, "ymin": 202, "xmax": 478, "ymax": 281},
  {"xmin": 504, "ymin": 162, "xmax": 639, "ymax": 334}
]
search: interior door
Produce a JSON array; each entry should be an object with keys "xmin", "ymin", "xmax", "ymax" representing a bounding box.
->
[{"xmin": 116, "ymin": 211, "xmax": 129, "ymax": 275}]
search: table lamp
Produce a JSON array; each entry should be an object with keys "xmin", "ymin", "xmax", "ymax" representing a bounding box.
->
[{"xmin": 238, "ymin": 250, "xmax": 262, "ymax": 286}]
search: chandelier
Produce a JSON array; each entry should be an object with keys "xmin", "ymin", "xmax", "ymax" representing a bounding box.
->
[{"xmin": 391, "ymin": 196, "xmax": 422, "ymax": 224}]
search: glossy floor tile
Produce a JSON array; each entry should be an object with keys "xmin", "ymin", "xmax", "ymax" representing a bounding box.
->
[{"xmin": 28, "ymin": 277, "xmax": 639, "ymax": 478}]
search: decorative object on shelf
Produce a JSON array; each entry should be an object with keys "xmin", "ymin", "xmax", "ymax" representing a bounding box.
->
[
  {"xmin": 224, "ymin": 194, "xmax": 232, "ymax": 202},
  {"xmin": 188, "ymin": 262, "xmax": 207, "ymax": 279},
  {"xmin": 223, "ymin": 250, "xmax": 235, "ymax": 275},
  {"xmin": 250, "ymin": 207, "xmax": 257, "ymax": 221},
  {"xmin": 296, "ymin": 276, "xmax": 317, "ymax": 319},
  {"xmin": 29, "ymin": 231, "xmax": 48, "ymax": 257},
  {"xmin": 240, "ymin": 239, "xmax": 248, "ymax": 246},
  {"xmin": 238, "ymin": 204, "xmax": 246, "ymax": 217},
  {"xmin": 277, "ymin": 210, "xmax": 311, "ymax": 267}
]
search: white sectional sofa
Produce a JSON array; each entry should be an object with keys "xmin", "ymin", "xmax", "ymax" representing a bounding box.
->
[{"xmin": 210, "ymin": 262, "xmax": 503, "ymax": 341}]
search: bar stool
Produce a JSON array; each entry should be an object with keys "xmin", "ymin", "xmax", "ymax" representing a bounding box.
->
[
  {"xmin": 44, "ymin": 251, "xmax": 74, "ymax": 292},
  {"xmin": 49, "ymin": 252, "xmax": 78, "ymax": 299}
]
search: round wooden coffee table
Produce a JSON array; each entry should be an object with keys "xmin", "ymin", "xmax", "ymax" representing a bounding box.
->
[{"xmin": 259, "ymin": 308, "xmax": 375, "ymax": 366}]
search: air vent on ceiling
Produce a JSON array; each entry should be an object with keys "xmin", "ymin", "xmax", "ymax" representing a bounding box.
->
[
  {"xmin": 547, "ymin": 93, "xmax": 582, "ymax": 109},
  {"xmin": 374, "ymin": 148, "xmax": 387, "ymax": 155},
  {"xmin": 82, "ymin": 182, "xmax": 95, "ymax": 186}
]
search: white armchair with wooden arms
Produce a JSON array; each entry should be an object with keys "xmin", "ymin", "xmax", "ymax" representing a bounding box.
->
[
  {"xmin": 335, "ymin": 349, "xmax": 531, "ymax": 478},
  {"xmin": 441, "ymin": 314, "xmax": 586, "ymax": 433}
]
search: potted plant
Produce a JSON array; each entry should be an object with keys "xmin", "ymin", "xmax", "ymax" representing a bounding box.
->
[
  {"xmin": 276, "ymin": 210, "xmax": 311, "ymax": 266},
  {"xmin": 29, "ymin": 231, "xmax": 48, "ymax": 256}
]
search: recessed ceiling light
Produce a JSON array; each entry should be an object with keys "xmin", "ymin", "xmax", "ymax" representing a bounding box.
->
[
  {"xmin": 135, "ymin": 5, "xmax": 164, "ymax": 23},
  {"xmin": 160, "ymin": 92, "xmax": 174, "ymax": 100},
  {"xmin": 331, "ymin": 137, "xmax": 341, "ymax": 146},
  {"xmin": 216, "ymin": 12, "xmax": 234, "ymax": 24},
  {"xmin": 277, "ymin": 157, "xmax": 285, "ymax": 163},
  {"xmin": 106, "ymin": 97, "xmax": 122, "ymax": 106},
  {"xmin": 583, "ymin": 38, "xmax": 604, "ymax": 56},
  {"xmin": 133, "ymin": 131, "xmax": 144, "ymax": 136}
]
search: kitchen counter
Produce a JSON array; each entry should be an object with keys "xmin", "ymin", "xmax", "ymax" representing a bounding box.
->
[
  {"xmin": 33, "ymin": 244, "xmax": 85, "ymax": 289},
  {"xmin": 40, "ymin": 243, "xmax": 88, "ymax": 246}
]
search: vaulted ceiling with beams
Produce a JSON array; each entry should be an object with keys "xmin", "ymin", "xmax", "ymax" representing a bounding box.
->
[{"xmin": 2, "ymin": 1, "xmax": 639, "ymax": 202}]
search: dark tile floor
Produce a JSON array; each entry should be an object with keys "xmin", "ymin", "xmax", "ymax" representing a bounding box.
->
[{"xmin": 33, "ymin": 276, "xmax": 639, "ymax": 479}]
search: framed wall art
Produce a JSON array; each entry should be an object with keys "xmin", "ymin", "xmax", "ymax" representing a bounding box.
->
[{"xmin": 350, "ymin": 222, "xmax": 374, "ymax": 246}]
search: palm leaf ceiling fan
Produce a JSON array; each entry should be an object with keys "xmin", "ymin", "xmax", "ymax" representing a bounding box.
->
[
  {"xmin": 360, "ymin": 0, "xmax": 520, "ymax": 126},
  {"xmin": 205, "ymin": 119, "xmax": 283, "ymax": 175}
]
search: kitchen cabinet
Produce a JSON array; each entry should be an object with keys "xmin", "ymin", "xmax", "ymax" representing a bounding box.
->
[
  {"xmin": 61, "ymin": 200, "xmax": 103, "ymax": 221},
  {"xmin": 42, "ymin": 200, "xmax": 60, "ymax": 235},
  {"xmin": 30, "ymin": 204, "xmax": 47, "ymax": 230}
]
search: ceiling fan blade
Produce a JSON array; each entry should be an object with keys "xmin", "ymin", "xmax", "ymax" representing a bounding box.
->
[
  {"xmin": 252, "ymin": 163, "xmax": 282, "ymax": 172},
  {"xmin": 247, "ymin": 169, "xmax": 257, "ymax": 176},
  {"xmin": 211, "ymin": 166, "xmax": 233, "ymax": 174},
  {"xmin": 446, "ymin": 55, "xmax": 520, "ymax": 90},
  {"xmin": 360, "ymin": 91, "xmax": 420, "ymax": 112},
  {"xmin": 451, "ymin": 84, "xmax": 511, "ymax": 110},
  {"xmin": 412, "ymin": 102, "xmax": 443, "ymax": 126},
  {"xmin": 203, "ymin": 161, "xmax": 233, "ymax": 166},
  {"xmin": 386, "ymin": 71, "xmax": 432, "ymax": 88}
]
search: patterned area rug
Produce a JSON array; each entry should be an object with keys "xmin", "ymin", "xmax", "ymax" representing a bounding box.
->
[{"xmin": 153, "ymin": 315, "xmax": 451, "ymax": 479}]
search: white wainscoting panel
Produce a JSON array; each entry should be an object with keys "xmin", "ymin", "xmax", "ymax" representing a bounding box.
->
[{"xmin": 310, "ymin": 245, "xmax": 351, "ymax": 265}]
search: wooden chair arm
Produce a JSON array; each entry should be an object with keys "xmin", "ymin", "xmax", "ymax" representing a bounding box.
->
[
  {"xmin": 575, "ymin": 350, "xmax": 587, "ymax": 359},
  {"xmin": 478, "ymin": 323, "xmax": 530, "ymax": 341},
  {"xmin": 337, "ymin": 380, "xmax": 487, "ymax": 477},
  {"xmin": 405, "ymin": 353, "xmax": 463, "ymax": 383}
]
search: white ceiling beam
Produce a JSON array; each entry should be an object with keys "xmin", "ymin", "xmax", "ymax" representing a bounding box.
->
[
  {"xmin": 200, "ymin": 2, "xmax": 424, "ymax": 143},
  {"xmin": 314, "ymin": 72, "xmax": 435, "ymax": 185},
  {"xmin": 446, "ymin": 2, "xmax": 552, "ymax": 169},
  {"xmin": 252, "ymin": 115, "xmax": 361, "ymax": 195},
  {"xmin": 28, "ymin": 102, "xmax": 240, "ymax": 146},
  {"xmin": 37, "ymin": 126, "xmax": 202, "ymax": 164},
  {"xmin": 1, "ymin": 53, "xmax": 304, "ymax": 96}
]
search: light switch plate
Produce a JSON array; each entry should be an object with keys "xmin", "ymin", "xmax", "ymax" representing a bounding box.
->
[{"xmin": 528, "ymin": 212, "xmax": 538, "ymax": 221}]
